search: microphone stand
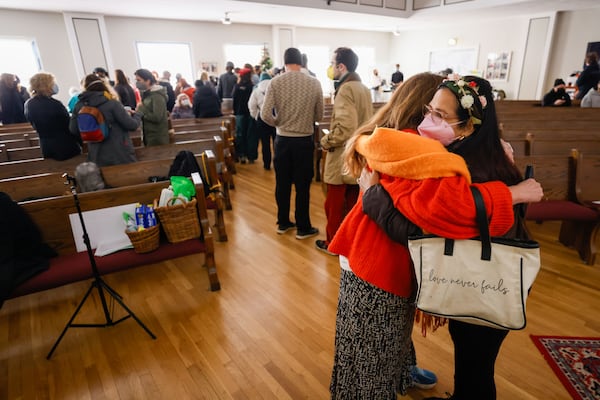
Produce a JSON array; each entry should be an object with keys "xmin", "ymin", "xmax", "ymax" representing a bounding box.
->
[{"xmin": 47, "ymin": 173, "xmax": 156, "ymax": 359}]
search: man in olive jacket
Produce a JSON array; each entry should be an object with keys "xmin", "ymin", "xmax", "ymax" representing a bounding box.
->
[{"xmin": 316, "ymin": 47, "xmax": 373, "ymax": 255}]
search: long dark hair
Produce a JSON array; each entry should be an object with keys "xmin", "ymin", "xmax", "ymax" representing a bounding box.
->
[
  {"xmin": 114, "ymin": 69, "xmax": 128, "ymax": 86},
  {"xmin": 446, "ymin": 76, "xmax": 521, "ymax": 185}
]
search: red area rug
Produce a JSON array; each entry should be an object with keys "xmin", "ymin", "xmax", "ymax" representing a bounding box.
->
[{"xmin": 531, "ymin": 335, "xmax": 600, "ymax": 400}]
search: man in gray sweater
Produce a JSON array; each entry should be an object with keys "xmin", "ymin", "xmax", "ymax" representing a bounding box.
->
[{"xmin": 261, "ymin": 47, "xmax": 323, "ymax": 239}]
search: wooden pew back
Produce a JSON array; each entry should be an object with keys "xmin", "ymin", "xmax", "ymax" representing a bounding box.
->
[
  {"xmin": 0, "ymin": 139, "xmax": 219, "ymax": 179},
  {"xmin": 514, "ymin": 154, "xmax": 576, "ymax": 201},
  {"xmin": 574, "ymin": 152, "xmax": 600, "ymax": 204}
]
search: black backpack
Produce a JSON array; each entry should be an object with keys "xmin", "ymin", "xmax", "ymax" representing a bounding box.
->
[{"xmin": 168, "ymin": 151, "xmax": 211, "ymax": 197}]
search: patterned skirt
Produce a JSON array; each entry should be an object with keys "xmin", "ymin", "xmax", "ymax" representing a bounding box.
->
[{"xmin": 330, "ymin": 269, "xmax": 416, "ymax": 400}]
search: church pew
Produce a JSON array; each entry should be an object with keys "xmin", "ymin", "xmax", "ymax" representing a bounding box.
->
[
  {"xmin": 7, "ymin": 172, "xmax": 220, "ymax": 300},
  {"xmin": 514, "ymin": 153, "xmax": 599, "ymax": 265},
  {"xmin": 0, "ymin": 151, "xmax": 228, "ymax": 242}
]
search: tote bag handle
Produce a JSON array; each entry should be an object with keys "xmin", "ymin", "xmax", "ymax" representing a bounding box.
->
[{"xmin": 443, "ymin": 187, "xmax": 491, "ymax": 261}]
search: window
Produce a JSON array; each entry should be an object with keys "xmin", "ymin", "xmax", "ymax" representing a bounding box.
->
[
  {"xmin": 136, "ymin": 42, "xmax": 194, "ymax": 83},
  {"xmin": 0, "ymin": 38, "xmax": 42, "ymax": 87},
  {"xmin": 299, "ymin": 45, "xmax": 331, "ymax": 96},
  {"xmin": 223, "ymin": 44, "xmax": 264, "ymax": 71},
  {"xmin": 353, "ymin": 46, "xmax": 376, "ymax": 86}
]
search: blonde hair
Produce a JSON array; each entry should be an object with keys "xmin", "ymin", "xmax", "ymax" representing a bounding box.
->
[
  {"xmin": 344, "ymin": 72, "xmax": 445, "ymax": 177},
  {"xmin": 29, "ymin": 72, "xmax": 55, "ymax": 97}
]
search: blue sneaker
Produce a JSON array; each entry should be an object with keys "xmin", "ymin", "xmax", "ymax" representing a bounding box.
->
[{"xmin": 410, "ymin": 366, "xmax": 437, "ymax": 390}]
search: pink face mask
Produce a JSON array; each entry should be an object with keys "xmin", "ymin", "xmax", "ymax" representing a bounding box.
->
[{"xmin": 417, "ymin": 114, "xmax": 459, "ymax": 146}]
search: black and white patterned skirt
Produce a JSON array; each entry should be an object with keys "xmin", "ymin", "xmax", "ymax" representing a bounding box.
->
[{"xmin": 330, "ymin": 268, "xmax": 416, "ymax": 399}]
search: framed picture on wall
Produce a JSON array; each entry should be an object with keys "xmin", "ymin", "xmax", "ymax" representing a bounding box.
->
[
  {"xmin": 200, "ymin": 62, "xmax": 218, "ymax": 74},
  {"xmin": 485, "ymin": 51, "xmax": 511, "ymax": 81}
]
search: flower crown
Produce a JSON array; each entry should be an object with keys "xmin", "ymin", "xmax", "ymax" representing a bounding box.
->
[{"xmin": 442, "ymin": 75, "xmax": 487, "ymax": 126}]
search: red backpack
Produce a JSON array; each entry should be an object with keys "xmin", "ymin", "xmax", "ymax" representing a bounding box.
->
[{"xmin": 77, "ymin": 105, "xmax": 109, "ymax": 142}]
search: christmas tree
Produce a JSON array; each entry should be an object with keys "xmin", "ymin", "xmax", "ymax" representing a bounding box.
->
[{"xmin": 260, "ymin": 45, "xmax": 273, "ymax": 71}]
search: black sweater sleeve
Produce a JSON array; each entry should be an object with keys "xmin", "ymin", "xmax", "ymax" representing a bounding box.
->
[{"xmin": 362, "ymin": 184, "xmax": 421, "ymax": 246}]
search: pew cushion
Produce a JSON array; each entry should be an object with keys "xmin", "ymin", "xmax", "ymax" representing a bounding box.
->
[
  {"xmin": 526, "ymin": 200, "xmax": 599, "ymax": 221},
  {"xmin": 8, "ymin": 238, "xmax": 206, "ymax": 298}
]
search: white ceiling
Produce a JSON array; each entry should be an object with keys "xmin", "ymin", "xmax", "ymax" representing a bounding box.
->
[{"xmin": 1, "ymin": 0, "xmax": 599, "ymax": 33}]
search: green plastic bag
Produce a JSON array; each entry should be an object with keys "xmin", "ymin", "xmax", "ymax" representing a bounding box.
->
[{"xmin": 170, "ymin": 176, "xmax": 196, "ymax": 200}]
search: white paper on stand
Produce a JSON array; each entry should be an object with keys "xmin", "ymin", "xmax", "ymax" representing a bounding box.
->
[{"xmin": 69, "ymin": 203, "xmax": 137, "ymax": 256}]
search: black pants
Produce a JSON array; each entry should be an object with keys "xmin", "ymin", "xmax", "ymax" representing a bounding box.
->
[
  {"xmin": 449, "ymin": 320, "xmax": 509, "ymax": 400},
  {"xmin": 273, "ymin": 135, "xmax": 314, "ymax": 230},
  {"xmin": 256, "ymin": 117, "xmax": 276, "ymax": 169}
]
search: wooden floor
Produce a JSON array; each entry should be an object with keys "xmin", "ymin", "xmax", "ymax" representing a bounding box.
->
[{"xmin": 1, "ymin": 163, "xmax": 599, "ymax": 400}]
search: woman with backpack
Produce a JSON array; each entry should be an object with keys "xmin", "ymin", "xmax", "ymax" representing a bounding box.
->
[{"xmin": 70, "ymin": 74, "xmax": 140, "ymax": 167}]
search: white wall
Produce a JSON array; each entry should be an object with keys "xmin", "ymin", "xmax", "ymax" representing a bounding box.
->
[
  {"xmin": 295, "ymin": 26, "xmax": 390, "ymax": 71},
  {"xmin": 545, "ymin": 9, "xmax": 600, "ymax": 93},
  {"xmin": 388, "ymin": 16, "xmax": 531, "ymax": 99}
]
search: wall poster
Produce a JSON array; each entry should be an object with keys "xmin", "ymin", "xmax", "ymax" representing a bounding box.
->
[
  {"xmin": 200, "ymin": 62, "xmax": 218, "ymax": 74},
  {"xmin": 485, "ymin": 51, "xmax": 511, "ymax": 81}
]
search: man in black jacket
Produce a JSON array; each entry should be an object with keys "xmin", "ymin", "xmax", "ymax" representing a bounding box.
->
[{"xmin": 542, "ymin": 78, "xmax": 571, "ymax": 107}]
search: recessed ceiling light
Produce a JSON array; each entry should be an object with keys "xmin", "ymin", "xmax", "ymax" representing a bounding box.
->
[{"xmin": 222, "ymin": 12, "xmax": 232, "ymax": 25}]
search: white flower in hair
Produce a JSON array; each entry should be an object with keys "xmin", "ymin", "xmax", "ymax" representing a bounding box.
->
[
  {"xmin": 457, "ymin": 79, "xmax": 466, "ymax": 87},
  {"xmin": 460, "ymin": 94, "xmax": 474, "ymax": 109}
]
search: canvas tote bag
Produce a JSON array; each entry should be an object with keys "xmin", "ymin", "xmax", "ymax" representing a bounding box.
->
[{"xmin": 408, "ymin": 187, "xmax": 541, "ymax": 330}]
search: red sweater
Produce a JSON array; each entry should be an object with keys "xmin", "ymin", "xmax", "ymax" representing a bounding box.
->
[{"xmin": 329, "ymin": 127, "xmax": 515, "ymax": 297}]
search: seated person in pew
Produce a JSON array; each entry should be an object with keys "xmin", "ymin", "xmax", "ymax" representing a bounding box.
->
[
  {"xmin": 193, "ymin": 77, "xmax": 223, "ymax": 118},
  {"xmin": 171, "ymin": 93, "xmax": 195, "ymax": 119},
  {"xmin": 24, "ymin": 72, "xmax": 82, "ymax": 161},
  {"xmin": 69, "ymin": 74, "xmax": 140, "ymax": 167},
  {"xmin": 542, "ymin": 78, "xmax": 571, "ymax": 107}
]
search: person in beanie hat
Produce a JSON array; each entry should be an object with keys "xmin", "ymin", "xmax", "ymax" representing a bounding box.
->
[{"xmin": 542, "ymin": 78, "xmax": 571, "ymax": 106}]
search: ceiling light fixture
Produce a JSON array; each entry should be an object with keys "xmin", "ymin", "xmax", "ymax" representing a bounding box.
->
[
  {"xmin": 393, "ymin": 27, "xmax": 401, "ymax": 36},
  {"xmin": 222, "ymin": 12, "xmax": 232, "ymax": 25}
]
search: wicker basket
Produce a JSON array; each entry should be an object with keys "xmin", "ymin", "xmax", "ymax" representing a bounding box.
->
[
  {"xmin": 125, "ymin": 224, "xmax": 160, "ymax": 253},
  {"xmin": 154, "ymin": 198, "xmax": 201, "ymax": 243}
]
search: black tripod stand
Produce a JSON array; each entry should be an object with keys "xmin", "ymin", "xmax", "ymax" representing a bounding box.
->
[{"xmin": 47, "ymin": 173, "xmax": 156, "ymax": 359}]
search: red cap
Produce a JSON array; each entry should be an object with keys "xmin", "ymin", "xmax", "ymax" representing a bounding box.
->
[{"xmin": 239, "ymin": 68, "xmax": 252, "ymax": 77}]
